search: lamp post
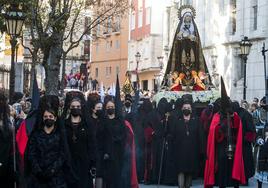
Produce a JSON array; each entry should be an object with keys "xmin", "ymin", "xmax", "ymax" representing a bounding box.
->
[
  {"xmin": 157, "ymin": 56, "xmax": 164, "ymax": 91},
  {"xmin": 135, "ymin": 52, "xmax": 141, "ymax": 90},
  {"xmin": 4, "ymin": 4, "xmax": 25, "ymax": 103},
  {"xmin": 240, "ymin": 36, "xmax": 252, "ymax": 100}
]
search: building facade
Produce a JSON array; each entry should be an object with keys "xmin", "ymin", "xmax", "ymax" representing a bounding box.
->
[
  {"xmin": 90, "ymin": 15, "xmax": 129, "ymax": 89},
  {"xmin": 128, "ymin": 0, "xmax": 169, "ymax": 92},
  {"xmin": 0, "ymin": 33, "xmax": 24, "ymax": 92},
  {"xmin": 164, "ymin": 0, "xmax": 268, "ymax": 101}
]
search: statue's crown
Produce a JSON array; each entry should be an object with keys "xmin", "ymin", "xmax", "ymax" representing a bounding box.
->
[{"xmin": 178, "ymin": 5, "xmax": 196, "ymax": 20}]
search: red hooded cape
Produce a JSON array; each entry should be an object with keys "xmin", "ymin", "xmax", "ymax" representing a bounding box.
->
[
  {"xmin": 16, "ymin": 120, "xmax": 28, "ymax": 168},
  {"xmin": 125, "ymin": 120, "xmax": 139, "ymax": 188},
  {"xmin": 204, "ymin": 113, "xmax": 246, "ymax": 188}
]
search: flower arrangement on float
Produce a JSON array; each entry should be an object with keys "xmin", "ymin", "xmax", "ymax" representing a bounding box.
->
[{"xmin": 153, "ymin": 88, "xmax": 220, "ymax": 104}]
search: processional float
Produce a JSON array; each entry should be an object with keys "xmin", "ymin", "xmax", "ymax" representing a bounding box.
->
[{"xmin": 154, "ymin": 5, "xmax": 220, "ymax": 104}]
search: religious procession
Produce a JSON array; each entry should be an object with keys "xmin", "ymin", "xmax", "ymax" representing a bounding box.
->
[{"xmin": 1, "ymin": 1, "xmax": 268, "ymax": 188}]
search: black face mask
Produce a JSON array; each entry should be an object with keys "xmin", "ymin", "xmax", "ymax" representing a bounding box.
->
[
  {"xmin": 107, "ymin": 108, "xmax": 115, "ymax": 115},
  {"xmin": 182, "ymin": 109, "xmax": 191, "ymax": 116},
  {"xmin": 44, "ymin": 119, "xmax": 55, "ymax": 128},
  {"xmin": 125, "ymin": 102, "xmax": 131, "ymax": 108},
  {"xmin": 95, "ymin": 110, "xmax": 104, "ymax": 118},
  {"xmin": 70, "ymin": 108, "xmax": 82, "ymax": 117}
]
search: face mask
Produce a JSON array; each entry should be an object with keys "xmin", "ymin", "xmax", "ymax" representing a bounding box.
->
[
  {"xmin": 107, "ymin": 108, "xmax": 115, "ymax": 115},
  {"xmin": 44, "ymin": 119, "xmax": 55, "ymax": 128},
  {"xmin": 125, "ymin": 102, "xmax": 131, "ymax": 108},
  {"xmin": 95, "ymin": 110, "xmax": 103, "ymax": 118},
  {"xmin": 70, "ymin": 108, "xmax": 82, "ymax": 117},
  {"xmin": 182, "ymin": 109, "xmax": 191, "ymax": 116}
]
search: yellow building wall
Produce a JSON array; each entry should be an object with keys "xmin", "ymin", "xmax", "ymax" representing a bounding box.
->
[{"xmin": 90, "ymin": 16, "xmax": 129, "ymax": 88}]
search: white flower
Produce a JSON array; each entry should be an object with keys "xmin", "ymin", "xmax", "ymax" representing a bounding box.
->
[{"xmin": 153, "ymin": 90, "xmax": 220, "ymax": 104}]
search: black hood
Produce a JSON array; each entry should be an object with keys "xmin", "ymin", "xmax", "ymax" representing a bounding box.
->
[
  {"xmin": 220, "ymin": 77, "xmax": 232, "ymax": 114},
  {"xmin": 231, "ymin": 101, "xmax": 240, "ymax": 113},
  {"xmin": 157, "ymin": 98, "xmax": 168, "ymax": 115}
]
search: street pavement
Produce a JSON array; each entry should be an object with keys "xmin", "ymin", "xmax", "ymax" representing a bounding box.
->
[{"xmin": 139, "ymin": 178, "xmax": 258, "ymax": 188}]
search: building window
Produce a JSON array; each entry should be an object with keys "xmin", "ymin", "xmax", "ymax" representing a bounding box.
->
[
  {"xmin": 153, "ymin": 79, "xmax": 157, "ymax": 92},
  {"xmin": 95, "ymin": 68, "xmax": 98, "ymax": 78},
  {"xmin": 146, "ymin": 7, "xmax": 151, "ymax": 25},
  {"xmin": 115, "ymin": 40, "xmax": 120, "ymax": 49},
  {"xmin": 116, "ymin": 66, "xmax": 120, "ymax": 75},
  {"xmin": 85, "ymin": 17, "xmax": 91, "ymax": 35},
  {"xmin": 230, "ymin": 0, "xmax": 236, "ymax": 35},
  {"xmin": 131, "ymin": 12, "xmax": 135, "ymax": 30},
  {"xmin": 106, "ymin": 66, "xmax": 112, "ymax": 76},
  {"xmin": 251, "ymin": 0, "xmax": 258, "ymax": 31},
  {"xmin": 253, "ymin": 5, "xmax": 258, "ymax": 30},
  {"xmin": 114, "ymin": 16, "xmax": 120, "ymax": 32},
  {"xmin": 107, "ymin": 17, "xmax": 112, "ymax": 33},
  {"xmin": 106, "ymin": 41, "xmax": 110, "ymax": 52},
  {"xmin": 138, "ymin": 9, "xmax": 143, "ymax": 28},
  {"xmin": 142, "ymin": 80, "xmax": 148, "ymax": 91},
  {"xmin": 96, "ymin": 19, "xmax": 100, "ymax": 36}
]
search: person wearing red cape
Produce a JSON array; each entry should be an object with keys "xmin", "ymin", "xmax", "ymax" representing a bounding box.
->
[{"xmin": 204, "ymin": 78, "xmax": 246, "ymax": 188}]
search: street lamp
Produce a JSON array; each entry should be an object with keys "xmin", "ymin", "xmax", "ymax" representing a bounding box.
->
[
  {"xmin": 240, "ymin": 36, "xmax": 252, "ymax": 100},
  {"xmin": 4, "ymin": 4, "xmax": 25, "ymax": 103},
  {"xmin": 135, "ymin": 52, "xmax": 141, "ymax": 89}
]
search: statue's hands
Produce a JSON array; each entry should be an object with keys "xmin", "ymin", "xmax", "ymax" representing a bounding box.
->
[
  {"xmin": 189, "ymin": 35, "xmax": 196, "ymax": 41},
  {"xmin": 177, "ymin": 32, "xmax": 183, "ymax": 40}
]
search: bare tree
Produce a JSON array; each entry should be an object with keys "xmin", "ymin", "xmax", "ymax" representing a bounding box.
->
[{"xmin": 23, "ymin": 0, "xmax": 129, "ymax": 95}]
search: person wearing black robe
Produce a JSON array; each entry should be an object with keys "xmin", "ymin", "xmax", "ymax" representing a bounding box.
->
[
  {"xmin": 26, "ymin": 108, "xmax": 70, "ymax": 188},
  {"xmin": 144, "ymin": 98, "xmax": 168, "ymax": 184},
  {"xmin": 96, "ymin": 100, "xmax": 127, "ymax": 188},
  {"xmin": 168, "ymin": 99, "xmax": 204, "ymax": 188},
  {"xmin": 64, "ymin": 98, "xmax": 95, "ymax": 188},
  {"xmin": 130, "ymin": 98, "xmax": 151, "ymax": 182},
  {"xmin": 232, "ymin": 101, "xmax": 256, "ymax": 185},
  {"xmin": 162, "ymin": 101, "xmax": 178, "ymax": 185},
  {"xmin": 88, "ymin": 100, "xmax": 104, "ymax": 188},
  {"xmin": 0, "ymin": 93, "xmax": 15, "ymax": 188},
  {"xmin": 255, "ymin": 126, "xmax": 268, "ymax": 188}
]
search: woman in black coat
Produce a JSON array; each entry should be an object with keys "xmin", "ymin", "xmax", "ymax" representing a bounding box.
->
[
  {"xmin": 26, "ymin": 108, "xmax": 69, "ymax": 188},
  {"xmin": 64, "ymin": 97, "xmax": 95, "ymax": 188},
  {"xmin": 169, "ymin": 100, "xmax": 204, "ymax": 188},
  {"xmin": 88, "ymin": 100, "xmax": 104, "ymax": 187},
  {"xmin": 96, "ymin": 99, "xmax": 127, "ymax": 188}
]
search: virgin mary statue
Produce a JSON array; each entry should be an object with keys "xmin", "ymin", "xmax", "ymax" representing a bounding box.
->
[{"xmin": 163, "ymin": 6, "xmax": 211, "ymax": 91}]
